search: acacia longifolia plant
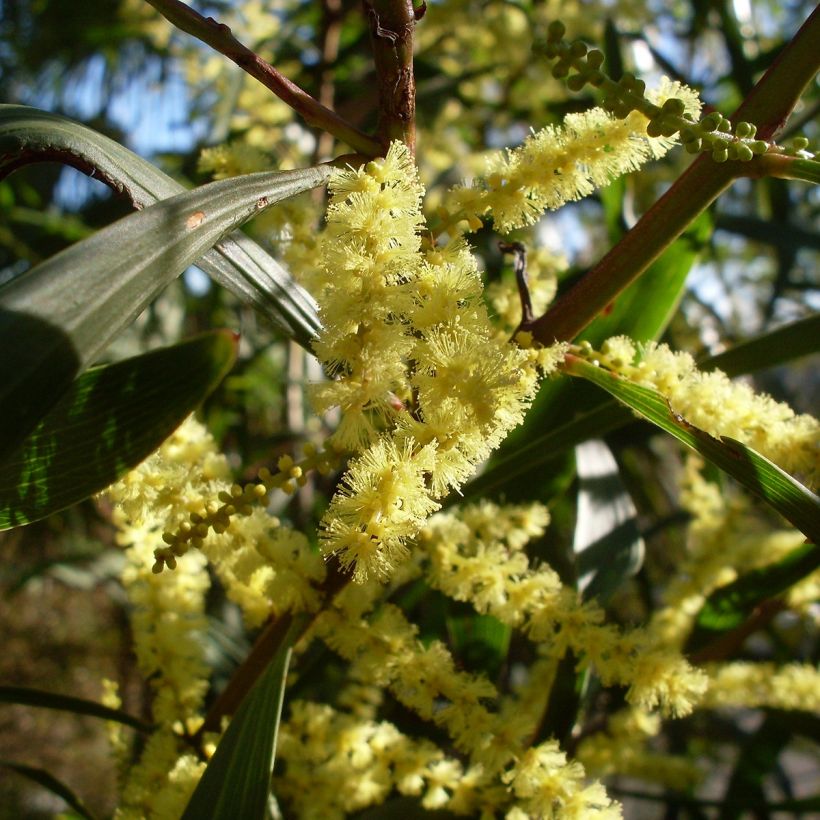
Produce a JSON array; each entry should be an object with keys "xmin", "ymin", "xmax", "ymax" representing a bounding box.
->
[{"xmin": 0, "ymin": 1, "xmax": 818, "ymax": 817}]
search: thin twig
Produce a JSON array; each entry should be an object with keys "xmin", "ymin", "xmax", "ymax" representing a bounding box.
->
[
  {"xmin": 144, "ymin": 0, "xmax": 381, "ymax": 157},
  {"xmin": 498, "ymin": 241, "xmax": 534, "ymax": 327}
]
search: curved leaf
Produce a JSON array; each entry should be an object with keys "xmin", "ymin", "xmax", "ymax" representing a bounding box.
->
[
  {"xmin": 0, "ymin": 104, "xmax": 322, "ymax": 348},
  {"xmin": 0, "ymin": 760, "xmax": 97, "ymax": 820},
  {"xmin": 0, "ymin": 330, "xmax": 237, "ymax": 530},
  {"xmin": 701, "ymin": 313, "xmax": 820, "ymax": 375},
  {"xmin": 0, "ymin": 685, "xmax": 151, "ymax": 732},
  {"xmin": 0, "ymin": 160, "xmax": 329, "ymax": 459},
  {"xmin": 564, "ymin": 355, "xmax": 820, "ymax": 543},
  {"xmin": 181, "ymin": 641, "xmax": 292, "ymax": 820}
]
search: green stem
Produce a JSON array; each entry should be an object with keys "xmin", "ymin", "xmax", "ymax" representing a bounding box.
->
[
  {"xmin": 528, "ymin": 6, "xmax": 820, "ymax": 344},
  {"xmin": 365, "ymin": 0, "xmax": 418, "ymax": 152},
  {"xmin": 144, "ymin": 0, "xmax": 382, "ymax": 157},
  {"xmin": 749, "ymin": 154, "xmax": 820, "ymax": 185}
]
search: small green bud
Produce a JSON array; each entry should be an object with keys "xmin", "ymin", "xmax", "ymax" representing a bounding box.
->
[
  {"xmin": 736, "ymin": 144, "xmax": 754, "ymax": 162},
  {"xmin": 712, "ymin": 147, "xmax": 728, "ymax": 163},
  {"xmin": 792, "ymin": 136, "xmax": 810, "ymax": 151},
  {"xmin": 750, "ymin": 140, "xmax": 768, "ymax": 154},
  {"xmin": 552, "ymin": 61, "xmax": 570, "ymax": 78},
  {"xmin": 717, "ymin": 118, "xmax": 732, "ymax": 133},
  {"xmin": 586, "ymin": 49, "xmax": 604, "ymax": 69},
  {"xmin": 700, "ymin": 113, "xmax": 720, "ymax": 132},
  {"xmin": 662, "ymin": 98, "xmax": 686, "ymax": 116},
  {"xmin": 684, "ymin": 138, "xmax": 703, "ymax": 154},
  {"xmin": 588, "ymin": 69, "xmax": 605, "ymax": 86},
  {"xmin": 569, "ymin": 41, "xmax": 588, "ymax": 58},
  {"xmin": 547, "ymin": 20, "xmax": 566, "ymax": 42},
  {"xmin": 734, "ymin": 121, "xmax": 753, "ymax": 138},
  {"xmin": 567, "ymin": 73, "xmax": 586, "ymax": 91}
]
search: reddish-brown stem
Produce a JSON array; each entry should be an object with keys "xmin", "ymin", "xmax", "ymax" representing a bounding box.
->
[
  {"xmin": 194, "ymin": 559, "xmax": 351, "ymax": 740},
  {"xmin": 144, "ymin": 0, "xmax": 381, "ymax": 157},
  {"xmin": 365, "ymin": 0, "xmax": 418, "ymax": 152},
  {"xmin": 528, "ymin": 5, "xmax": 820, "ymax": 345}
]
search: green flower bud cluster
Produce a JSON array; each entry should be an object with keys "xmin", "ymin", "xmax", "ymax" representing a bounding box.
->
[
  {"xmin": 673, "ymin": 112, "xmax": 768, "ymax": 162},
  {"xmin": 153, "ymin": 443, "xmax": 341, "ymax": 573},
  {"xmin": 535, "ymin": 21, "xmax": 776, "ymax": 166}
]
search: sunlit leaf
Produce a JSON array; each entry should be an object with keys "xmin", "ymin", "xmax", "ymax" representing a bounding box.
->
[
  {"xmin": 181, "ymin": 641, "xmax": 292, "ymax": 820},
  {"xmin": 564, "ymin": 355, "xmax": 820, "ymax": 543},
  {"xmin": 0, "ymin": 157, "xmax": 329, "ymax": 459},
  {"xmin": 0, "ymin": 331, "xmax": 237, "ymax": 529},
  {"xmin": 0, "ymin": 104, "xmax": 322, "ymax": 348},
  {"xmin": 573, "ymin": 439, "xmax": 644, "ymax": 602}
]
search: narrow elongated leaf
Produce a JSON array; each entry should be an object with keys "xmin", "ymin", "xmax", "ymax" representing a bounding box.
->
[
  {"xmin": 564, "ymin": 355, "xmax": 820, "ymax": 543},
  {"xmin": 0, "ymin": 105, "xmax": 322, "ymax": 347},
  {"xmin": 181, "ymin": 642, "xmax": 292, "ymax": 820},
  {"xmin": 0, "ymin": 161, "xmax": 329, "ymax": 459},
  {"xmin": 701, "ymin": 313, "xmax": 820, "ymax": 375},
  {"xmin": 0, "ymin": 760, "xmax": 96, "ymax": 820},
  {"xmin": 719, "ymin": 713, "xmax": 792, "ymax": 820},
  {"xmin": 0, "ymin": 685, "xmax": 151, "ymax": 732},
  {"xmin": 573, "ymin": 439, "xmax": 644, "ymax": 602},
  {"xmin": 686, "ymin": 541, "xmax": 820, "ymax": 652},
  {"xmin": 462, "ymin": 315, "xmax": 819, "ymax": 505},
  {"xmin": 0, "ymin": 330, "xmax": 237, "ymax": 529}
]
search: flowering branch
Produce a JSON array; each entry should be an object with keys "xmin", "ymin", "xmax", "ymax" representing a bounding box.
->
[
  {"xmin": 527, "ymin": 5, "xmax": 820, "ymax": 344},
  {"xmin": 143, "ymin": 0, "xmax": 382, "ymax": 157}
]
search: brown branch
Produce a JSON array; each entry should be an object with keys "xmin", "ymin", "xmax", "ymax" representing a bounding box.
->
[
  {"xmin": 144, "ymin": 0, "xmax": 382, "ymax": 157},
  {"xmin": 194, "ymin": 558, "xmax": 351, "ymax": 741},
  {"xmin": 365, "ymin": 0, "xmax": 418, "ymax": 152},
  {"xmin": 528, "ymin": 5, "xmax": 820, "ymax": 345}
]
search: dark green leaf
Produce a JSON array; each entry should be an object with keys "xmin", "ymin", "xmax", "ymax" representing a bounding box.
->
[
  {"xmin": 564, "ymin": 355, "xmax": 820, "ymax": 543},
  {"xmin": 0, "ymin": 154, "xmax": 329, "ymax": 458},
  {"xmin": 0, "ymin": 330, "xmax": 237, "ymax": 529},
  {"xmin": 181, "ymin": 642, "xmax": 292, "ymax": 820},
  {"xmin": 577, "ymin": 211, "xmax": 712, "ymax": 348},
  {"xmin": 0, "ymin": 685, "xmax": 151, "ymax": 732},
  {"xmin": 446, "ymin": 611, "xmax": 510, "ymax": 678},
  {"xmin": 0, "ymin": 104, "xmax": 323, "ymax": 348},
  {"xmin": 719, "ymin": 712, "xmax": 792, "ymax": 820},
  {"xmin": 573, "ymin": 439, "xmax": 644, "ymax": 602},
  {"xmin": 0, "ymin": 760, "xmax": 97, "ymax": 820},
  {"xmin": 456, "ymin": 401, "xmax": 632, "ymax": 506},
  {"xmin": 700, "ymin": 313, "xmax": 820, "ymax": 376},
  {"xmin": 687, "ymin": 542, "xmax": 820, "ymax": 651}
]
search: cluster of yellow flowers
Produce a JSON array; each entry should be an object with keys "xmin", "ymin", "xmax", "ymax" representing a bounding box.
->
[
  {"xmin": 294, "ymin": 508, "xmax": 624, "ymax": 818},
  {"xmin": 419, "ymin": 503, "xmax": 708, "ymax": 719},
  {"xmin": 309, "ymin": 142, "xmax": 567, "ymax": 581},
  {"xmin": 593, "ymin": 337, "xmax": 820, "ymax": 486},
  {"xmin": 442, "ymin": 78, "xmax": 701, "ymax": 234}
]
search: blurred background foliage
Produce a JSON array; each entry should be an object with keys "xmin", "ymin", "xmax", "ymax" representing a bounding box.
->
[{"xmin": 0, "ymin": 0, "xmax": 817, "ymax": 817}]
